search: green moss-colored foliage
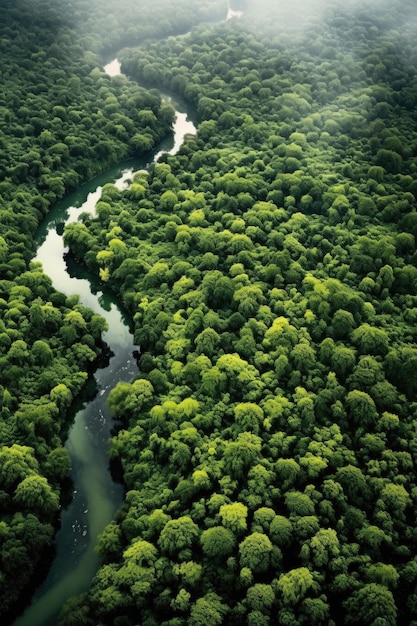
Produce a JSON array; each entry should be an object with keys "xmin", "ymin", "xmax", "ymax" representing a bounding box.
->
[
  {"xmin": 0, "ymin": 0, "xmax": 217, "ymax": 617},
  {"xmin": 3, "ymin": 0, "xmax": 417, "ymax": 624},
  {"xmin": 59, "ymin": 0, "xmax": 417, "ymax": 622}
]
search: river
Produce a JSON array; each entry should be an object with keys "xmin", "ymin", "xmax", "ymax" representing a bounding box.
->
[
  {"xmin": 11, "ymin": 65, "xmax": 197, "ymax": 626},
  {"xmin": 10, "ymin": 2, "xmax": 245, "ymax": 620}
]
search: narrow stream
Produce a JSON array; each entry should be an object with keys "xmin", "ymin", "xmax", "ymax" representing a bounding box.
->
[{"xmin": 12, "ymin": 67, "xmax": 197, "ymax": 626}]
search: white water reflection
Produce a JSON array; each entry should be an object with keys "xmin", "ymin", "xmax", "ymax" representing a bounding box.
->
[
  {"xmin": 12, "ymin": 61, "xmax": 198, "ymax": 626},
  {"xmin": 103, "ymin": 59, "xmax": 197, "ymax": 161}
]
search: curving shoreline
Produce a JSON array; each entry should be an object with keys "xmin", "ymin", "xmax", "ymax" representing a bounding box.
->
[{"xmin": 11, "ymin": 63, "xmax": 197, "ymax": 626}]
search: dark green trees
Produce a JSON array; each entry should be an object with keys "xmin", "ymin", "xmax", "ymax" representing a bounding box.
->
[{"xmin": 4, "ymin": 0, "xmax": 417, "ymax": 624}]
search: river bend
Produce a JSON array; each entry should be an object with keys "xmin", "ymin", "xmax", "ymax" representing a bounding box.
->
[
  {"xmin": 12, "ymin": 2, "xmax": 243, "ymax": 618},
  {"xmin": 12, "ymin": 63, "xmax": 196, "ymax": 626}
]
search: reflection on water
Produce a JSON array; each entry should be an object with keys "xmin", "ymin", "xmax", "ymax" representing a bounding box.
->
[
  {"xmin": 12, "ymin": 165, "xmax": 139, "ymax": 626},
  {"xmin": 12, "ymin": 68, "xmax": 197, "ymax": 626}
]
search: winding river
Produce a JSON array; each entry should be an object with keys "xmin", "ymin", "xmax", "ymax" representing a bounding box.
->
[
  {"xmin": 11, "ymin": 4, "xmax": 243, "ymax": 622},
  {"xmin": 12, "ymin": 64, "xmax": 196, "ymax": 626}
]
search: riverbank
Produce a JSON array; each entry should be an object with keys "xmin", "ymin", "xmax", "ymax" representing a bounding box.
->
[{"xmin": 11, "ymin": 65, "xmax": 197, "ymax": 625}]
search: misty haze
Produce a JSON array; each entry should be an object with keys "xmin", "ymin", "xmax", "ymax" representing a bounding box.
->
[{"xmin": 1, "ymin": 1, "xmax": 417, "ymax": 625}]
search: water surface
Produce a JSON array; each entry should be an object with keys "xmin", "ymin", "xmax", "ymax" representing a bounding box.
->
[{"xmin": 12, "ymin": 73, "xmax": 197, "ymax": 626}]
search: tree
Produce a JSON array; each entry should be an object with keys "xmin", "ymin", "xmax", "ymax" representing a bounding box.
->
[
  {"xmin": 233, "ymin": 285, "xmax": 263, "ymax": 317},
  {"xmin": 343, "ymin": 583, "xmax": 397, "ymax": 625},
  {"xmin": 31, "ymin": 339, "xmax": 53, "ymax": 366},
  {"xmin": 188, "ymin": 592, "xmax": 227, "ymax": 626},
  {"xmin": 285, "ymin": 491, "xmax": 315, "ymax": 516},
  {"xmin": 123, "ymin": 539, "xmax": 158, "ymax": 566},
  {"xmin": 234, "ymin": 402, "xmax": 264, "ymax": 434},
  {"xmin": 246, "ymin": 583, "xmax": 275, "ymax": 612},
  {"xmin": 277, "ymin": 567, "xmax": 317, "ymax": 606},
  {"xmin": 346, "ymin": 390, "xmax": 378, "ymax": 428},
  {"xmin": 43, "ymin": 447, "xmax": 71, "ymax": 482},
  {"xmin": 171, "ymin": 587, "xmax": 191, "ymax": 613},
  {"xmin": 96, "ymin": 522, "xmax": 123, "ymax": 562},
  {"xmin": 50, "ymin": 383, "xmax": 73, "ymax": 411},
  {"xmin": 239, "ymin": 532, "xmax": 273, "ymax": 574},
  {"xmin": 335, "ymin": 465, "xmax": 370, "ymax": 504},
  {"xmin": 375, "ymin": 149, "xmax": 402, "ymax": 174},
  {"xmin": 195, "ymin": 328, "xmax": 221, "ymax": 357},
  {"xmin": 364, "ymin": 563, "xmax": 399, "ymax": 589},
  {"xmin": 351, "ymin": 324, "xmax": 389, "ymax": 356},
  {"xmin": 58, "ymin": 594, "xmax": 95, "ymax": 626},
  {"xmin": 8, "ymin": 339, "xmax": 29, "ymax": 365},
  {"xmin": 379, "ymin": 483, "xmax": 410, "ymax": 518},
  {"xmin": 299, "ymin": 454, "xmax": 328, "ymax": 480},
  {"xmin": 224, "ymin": 432, "xmax": 262, "ymax": 479},
  {"xmin": 201, "ymin": 365, "xmax": 227, "ymax": 397},
  {"xmin": 211, "ymin": 276, "xmax": 236, "ymax": 308},
  {"xmin": 108, "ymin": 379, "xmax": 154, "ymax": 418},
  {"xmin": 252, "ymin": 507, "xmax": 276, "ymax": 532},
  {"xmin": 158, "ymin": 516, "xmax": 199, "ymax": 556},
  {"xmin": 348, "ymin": 355, "xmax": 382, "ymax": 390},
  {"xmin": 173, "ymin": 560, "xmax": 203, "ymax": 588},
  {"xmin": 357, "ymin": 524, "xmax": 392, "ymax": 555},
  {"xmin": 200, "ymin": 526, "xmax": 235, "ymax": 559},
  {"xmin": 131, "ymin": 132, "xmax": 155, "ymax": 153},
  {"xmin": 263, "ymin": 316, "xmax": 298, "ymax": 351},
  {"xmin": 269, "ymin": 515, "xmax": 293, "ymax": 547},
  {"xmin": 331, "ymin": 309, "xmax": 356, "ymax": 339},
  {"xmin": 0, "ymin": 445, "xmax": 39, "ymax": 489},
  {"xmin": 307, "ymin": 528, "xmax": 340, "ymax": 568},
  {"xmin": 219, "ymin": 502, "xmax": 248, "ymax": 534},
  {"xmin": 13, "ymin": 475, "xmax": 59, "ymax": 516},
  {"xmin": 275, "ymin": 458, "xmax": 300, "ymax": 490}
]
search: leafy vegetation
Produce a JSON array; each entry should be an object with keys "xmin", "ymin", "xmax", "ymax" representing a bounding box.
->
[
  {"xmin": 0, "ymin": 0, "xmax": 227, "ymax": 620},
  {"xmin": 61, "ymin": 1, "xmax": 417, "ymax": 624},
  {"xmin": 3, "ymin": 0, "xmax": 417, "ymax": 624}
]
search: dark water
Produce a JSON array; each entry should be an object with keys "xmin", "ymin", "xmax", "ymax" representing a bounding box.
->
[
  {"xmin": 12, "ymin": 162, "xmax": 141, "ymax": 626},
  {"xmin": 12, "ymin": 76, "xmax": 197, "ymax": 626}
]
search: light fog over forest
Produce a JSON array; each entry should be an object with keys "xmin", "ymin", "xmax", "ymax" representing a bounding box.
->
[{"xmin": 2, "ymin": 0, "xmax": 417, "ymax": 625}]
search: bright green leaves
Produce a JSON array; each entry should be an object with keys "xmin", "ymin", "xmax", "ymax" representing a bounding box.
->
[
  {"xmin": 158, "ymin": 516, "xmax": 199, "ymax": 557},
  {"xmin": 123, "ymin": 539, "xmax": 157, "ymax": 566},
  {"xmin": 219, "ymin": 502, "xmax": 248, "ymax": 535},
  {"xmin": 188, "ymin": 592, "xmax": 228, "ymax": 626},
  {"xmin": 234, "ymin": 402, "xmax": 264, "ymax": 435},
  {"xmin": 16, "ymin": 1, "xmax": 417, "ymax": 623},
  {"xmin": 277, "ymin": 567, "xmax": 317, "ymax": 605},
  {"xmin": 200, "ymin": 526, "xmax": 235, "ymax": 559},
  {"xmin": 352, "ymin": 324, "xmax": 389, "ymax": 356},
  {"xmin": 223, "ymin": 432, "xmax": 262, "ymax": 480},
  {"xmin": 0, "ymin": 444, "xmax": 39, "ymax": 489},
  {"xmin": 343, "ymin": 583, "xmax": 397, "ymax": 625},
  {"xmin": 108, "ymin": 379, "xmax": 154, "ymax": 420},
  {"xmin": 239, "ymin": 532, "xmax": 273, "ymax": 574},
  {"xmin": 13, "ymin": 475, "xmax": 59, "ymax": 516}
]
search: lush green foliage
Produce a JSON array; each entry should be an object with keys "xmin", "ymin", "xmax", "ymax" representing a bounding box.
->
[
  {"xmin": 0, "ymin": 0, "xmax": 225, "ymax": 618},
  {"xmin": 71, "ymin": 0, "xmax": 227, "ymax": 57},
  {"xmin": 3, "ymin": 0, "xmax": 417, "ymax": 624},
  {"xmin": 58, "ymin": 1, "xmax": 417, "ymax": 624}
]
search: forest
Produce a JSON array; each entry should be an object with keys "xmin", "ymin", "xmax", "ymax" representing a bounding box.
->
[{"xmin": 2, "ymin": 0, "xmax": 417, "ymax": 624}]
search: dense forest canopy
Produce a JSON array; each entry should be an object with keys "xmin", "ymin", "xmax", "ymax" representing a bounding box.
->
[{"xmin": 2, "ymin": 0, "xmax": 417, "ymax": 624}]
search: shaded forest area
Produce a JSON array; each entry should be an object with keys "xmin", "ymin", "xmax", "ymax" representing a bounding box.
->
[
  {"xmin": 0, "ymin": 0, "xmax": 225, "ymax": 620},
  {"xmin": 2, "ymin": 0, "xmax": 417, "ymax": 624}
]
